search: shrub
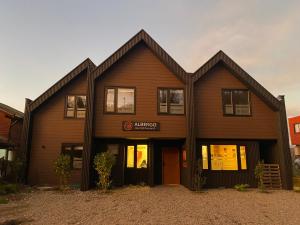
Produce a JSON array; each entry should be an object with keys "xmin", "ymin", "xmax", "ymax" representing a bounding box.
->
[
  {"xmin": 10, "ymin": 157, "xmax": 24, "ymax": 183},
  {"xmin": 193, "ymin": 159, "xmax": 206, "ymax": 192},
  {"xmin": 54, "ymin": 154, "xmax": 71, "ymax": 190},
  {"xmin": 0, "ymin": 196, "xmax": 9, "ymax": 204},
  {"xmin": 94, "ymin": 152, "xmax": 116, "ymax": 191},
  {"xmin": 234, "ymin": 184, "xmax": 250, "ymax": 192},
  {"xmin": 255, "ymin": 160, "xmax": 266, "ymax": 192},
  {"xmin": 0, "ymin": 183, "xmax": 18, "ymax": 195}
]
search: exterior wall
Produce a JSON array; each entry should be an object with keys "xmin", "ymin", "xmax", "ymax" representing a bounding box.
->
[
  {"xmin": 289, "ymin": 116, "xmax": 300, "ymax": 145},
  {"xmin": 194, "ymin": 64, "xmax": 278, "ymax": 139},
  {"xmin": 0, "ymin": 111, "xmax": 11, "ymax": 139},
  {"xmin": 28, "ymin": 72, "xmax": 87, "ymax": 185},
  {"xmin": 94, "ymin": 43, "xmax": 186, "ymax": 138}
]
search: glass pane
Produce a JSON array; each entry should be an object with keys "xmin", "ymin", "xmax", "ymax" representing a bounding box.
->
[
  {"xmin": 201, "ymin": 146, "xmax": 208, "ymax": 169},
  {"xmin": 117, "ymin": 88, "xmax": 135, "ymax": 113},
  {"xmin": 137, "ymin": 145, "xmax": 148, "ymax": 168},
  {"xmin": 295, "ymin": 124, "xmax": 300, "ymax": 133},
  {"xmin": 159, "ymin": 89, "xmax": 168, "ymax": 113},
  {"xmin": 169, "ymin": 89, "xmax": 184, "ymax": 114},
  {"xmin": 127, "ymin": 146, "xmax": 134, "ymax": 168},
  {"xmin": 106, "ymin": 88, "xmax": 115, "ymax": 112},
  {"xmin": 73, "ymin": 158, "xmax": 82, "ymax": 169},
  {"xmin": 223, "ymin": 90, "xmax": 233, "ymax": 114},
  {"xmin": 76, "ymin": 110, "xmax": 86, "ymax": 118},
  {"xmin": 240, "ymin": 146, "xmax": 247, "ymax": 170},
  {"xmin": 233, "ymin": 90, "xmax": 250, "ymax": 115},
  {"xmin": 210, "ymin": 145, "xmax": 238, "ymax": 170},
  {"xmin": 66, "ymin": 110, "xmax": 75, "ymax": 117},
  {"xmin": 76, "ymin": 96, "xmax": 86, "ymax": 109},
  {"xmin": 67, "ymin": 96, "xmax": 75, "ymax": 109}
]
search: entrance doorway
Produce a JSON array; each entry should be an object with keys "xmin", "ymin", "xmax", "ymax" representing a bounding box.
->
[
  {"xmin": 162, "ymin": 147, "xmax": 180, "ymax": 184},
  {"xmin": 125, "ymin": 144, "xmax": 148, "ymax": 184}
]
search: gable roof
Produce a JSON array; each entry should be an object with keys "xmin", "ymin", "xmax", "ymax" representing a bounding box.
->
[
  {"xmin": 30, "ymin": 58, "xmax": 96, "ymax": 112},
  {"xmin": 192, "ymin": 50, "xmax": 281, "ymax": 110},
  {"xmin": 91, "ymin": 29, "xmax": 187, "ymax": 83},
  {"xmin": 0, "ymin": 102, "xmax": 23, "ymax": 118}
]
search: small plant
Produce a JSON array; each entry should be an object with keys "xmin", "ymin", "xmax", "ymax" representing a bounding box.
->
[
  {"xmin": 0, "ymin": 196, "xmax": 9, "ymax": 204},
  {"xmin": 54, "ymin": 154, "xmax": 71, "ymax": 190},
  {"xmin": 234, "ymin": 184, "xmax": 250, "ymax": 192},
  {"xmin": 94, "ymin": 151, "xmax": 116, "ymax": 191},
  {"xmin": 255, "ymin": 160, "xmax": 266, "ymax": 192},
  {"xmin": 0, "ymin": 183, "xmax": 18, "ymax": 195},
  {"xmin": 193, "ymin": 159, "xmax": 206, "ymax": 192}
]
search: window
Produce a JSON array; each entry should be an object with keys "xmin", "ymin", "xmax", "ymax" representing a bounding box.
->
[
  {"xmin": 107, "ymin": 144, "xmax": 119, "ymax": 156},
  {"xmin": 126, "ymin": 145, "xmax": 148, "ymax": 169},
  {"xmin": 61, "ymin": 144, "xmax": 83, "ymax": 169},
  {"xmin": 65, "ymin": 95, "xmax": 86, "ymax": 118},
  {"xmin": 210, "ymin": 145, "xmax": 238, "ymax": 170},
  {"xmin": 158, "ymin": 88, "xmax": 184, "ymax": 114},
  {"xmin": 222, "ymin": 89, "xmax": 250, "ymax": 116},
  {"xmin": 240, "ymin": 146, "xmax": 247, "ymax": 170},
  {"xmin": 201, "ymin": 146, "xmax": 208, "ymax": 169},
  {"xmin": 105, "ymin": 87, "xmax": 135, "ymax": 114},
  {"xmin": 295, "ymin": 123, "xmax": 300, "ymax": 133}
]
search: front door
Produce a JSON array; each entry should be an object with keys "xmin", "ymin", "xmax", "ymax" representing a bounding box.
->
[
  {"xmin": 125, "ymin": 144, "xmax": 148, "ymax": 185},
  {"xmin": 162, "ymin": 147, "xmax": 180, "ymax": 184}
]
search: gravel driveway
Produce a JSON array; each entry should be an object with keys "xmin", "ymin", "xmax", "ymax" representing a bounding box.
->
[{"xmin": 1, "ymin": 186, "xmax": 300, "ymax": 225}]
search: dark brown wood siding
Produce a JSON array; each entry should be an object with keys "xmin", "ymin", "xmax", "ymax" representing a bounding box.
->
[
  {"xmin": 28, "ymin": 71, "xmax": 87, "ymax": 185},
  {"xmin": 94, "ymin": 43, "xmax": 186, "ymax": 138},
  {"xmin": 194, "ymin": 65, "xmax": 278, "ymax": 139},
  {"xmin": 0, "ymin": 111, "xmax": 11, "ymax": 139}
]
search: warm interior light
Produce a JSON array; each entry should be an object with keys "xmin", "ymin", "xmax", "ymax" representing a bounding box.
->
[
  {"xmin": 240, "ymin": 146, "xmax": 247, "ymax": 170},
  {"xmin": 137, "ymin": 145, "xmax": 148, "ymax": 168},
  {"xmin": 127, "ymin": 146, "xmax": 134, "ymax": 168},
  {"xmin": 201, "ymin": 146, "xmax": 208, "ymax": 169},
  {"xmin": 210, "ymin": 145, "xmax": 238, "ymax": 170}
]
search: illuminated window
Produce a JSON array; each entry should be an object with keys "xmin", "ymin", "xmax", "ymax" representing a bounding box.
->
[
  {"xmin": 137, "ymin": 145, "xmax": 148, "ymax": 168},
  {"xmin": 201, "ymin": 146, "xmax": 208, "ymax": 169},
  {"xmin": 210, "ymin": 145, "xmax": 238, "ymax": 170},
  {"xmin": 126, "ymin": 146, "xmax": 134, "ymax": 168},
  {"xmin": 240, "ymin": 146, "xmax": 247, "ymax": 170}
]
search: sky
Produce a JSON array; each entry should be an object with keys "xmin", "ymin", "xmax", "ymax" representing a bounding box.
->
[{"xmin": 0, "ymin": 0, "xmax": 299, "ymax": 117}]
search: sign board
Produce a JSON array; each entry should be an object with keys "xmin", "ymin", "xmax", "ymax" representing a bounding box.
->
[{"xmin": 122, "ymin": 121, "xmax": 160, "ymax": 131}]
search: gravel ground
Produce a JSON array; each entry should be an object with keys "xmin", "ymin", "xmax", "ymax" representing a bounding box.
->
[{"xmin": 1, "ymin": 186, "xmax": 300, "ymax": 225}]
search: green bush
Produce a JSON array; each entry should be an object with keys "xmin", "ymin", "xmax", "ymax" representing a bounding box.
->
[
  {"xmin": 94, "ymin": 151, "xmax": 116, "ymax": 191},
  {"xmin": 0, "ymin": 183, "xmax": 18, "ymax": 195},
  {"xmin": 234, "ymin": 184, "xmax": 250, "ymax": 192},
  {"xmin": 193, "ymin": 159, "xmax": 206, "ymax": 192},
  {"xmin": 54, "ymin": 154, "xmax": 71, "ymax": 190},
  {"xmin": 255, "ymin": 160, "xmax": 266, "ymax": 192},
  {"xmin": 0, "ymin": 196, "xmax": 9, "ymax": 204}
]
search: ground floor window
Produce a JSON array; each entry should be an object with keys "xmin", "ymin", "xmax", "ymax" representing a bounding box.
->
[
  {"xmin": 61, "ymin": 144, "xmax": 83, "ymax": 169},
  {"xmin": 201, "ymin": 144, "xmax": 247, "ymax": 171},
  {"xmin": 126, "ymin": 144, "xmax": 148, "ymax": 169}
]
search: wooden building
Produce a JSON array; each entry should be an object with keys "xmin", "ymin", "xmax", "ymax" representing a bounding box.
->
[{"xmin": 20, "ymin": 30, "xmax": 292, "ymax": 190}]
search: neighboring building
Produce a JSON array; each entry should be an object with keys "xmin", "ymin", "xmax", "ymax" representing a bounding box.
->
[
  {"xmin": 289, "ymin": 116, "xmax": 300, "ymax": 155},
  {"xmin": 0, "ymin": 103, "xmax": 23, "ymax": 176},
  {"xmin": 20, "ymin": 30, "xmax": 292, "ymax": 190}
]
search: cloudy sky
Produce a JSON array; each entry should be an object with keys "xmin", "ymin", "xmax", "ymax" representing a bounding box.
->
[{"xmin": 0, "ymin": 0, "xmax": 299, "ymax": 117}]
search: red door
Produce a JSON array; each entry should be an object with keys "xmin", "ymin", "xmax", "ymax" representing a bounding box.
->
[{"xmin": 162, "ymin": 147, "xmax": 180, "ymax": 184}]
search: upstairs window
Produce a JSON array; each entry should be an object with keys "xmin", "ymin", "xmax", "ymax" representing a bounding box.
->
[
  {"xmin": 158, "ymin": 88, "xmax": 184, "ymax": 114},
  {"xmin": 105, "ymin": 87, "xmax": 135, "ymax": 114},
  {"xmin": 295, "ymin": 123, "xmax": 300, "ymax": 133},
  {"xmin": 222, "ymin": 89, "xmax": 251, "ymax": 116},
  {"xmin": 61, "ymin": 144, "xmax": 83, "ymax": 169},
  {"xmin": 65, "ymin": 95, "xmax": 86, "ymax": 118}
]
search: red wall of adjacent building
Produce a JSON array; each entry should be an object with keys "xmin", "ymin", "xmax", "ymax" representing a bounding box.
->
[{"xmin": 289, "ymin": 116, "xmax": 300, "ymax": 145}]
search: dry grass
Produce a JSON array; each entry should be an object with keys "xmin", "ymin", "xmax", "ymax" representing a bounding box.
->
[{"xmin": 0, "ymin": 186, "xmax": 300, "ymax": 225}]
